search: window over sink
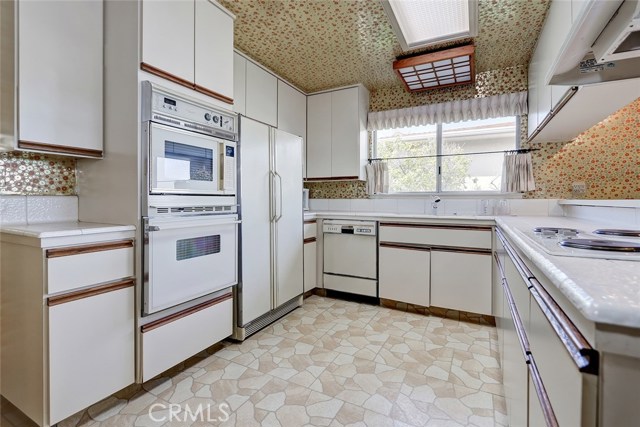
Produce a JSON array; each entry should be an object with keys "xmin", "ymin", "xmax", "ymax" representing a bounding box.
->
[{"xmin": 374, "ymin": 116, "xmax": 519, "ymax": 193}]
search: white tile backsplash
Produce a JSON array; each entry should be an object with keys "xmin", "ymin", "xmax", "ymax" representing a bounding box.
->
[
  {"xmin": 350, "ymin": 198, "xmax": 375, "ymax": 212},
  {"xmin": 373, "ymin": 198, "xmax": 397, "ymax": 213},
  {"xmin": 509, "ymin": 199, "xmax": 549, "ymax": 216},
  {"xmin": 327, "ymin": 199, "xmax": 351, "ymax": 212},
  {"xmin": 309, "ymin": 199, "xmax": 329, "ymax": 211},
  {"xmin": 396, "ymin": 198, "xmax": 425, "ymax": 214},
  {"xmin": 26, "ymin": 196, "xmax": 78, "ymax": 224},
  {"xmin": 0, "ymin": 195, "xmax": 28, "ymax": 225},
  {"xmin": 442, "ymin": 199, "xmax": 477, "ymax": 216}
]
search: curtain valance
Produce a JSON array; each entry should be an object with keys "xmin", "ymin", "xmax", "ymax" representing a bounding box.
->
[{"xmin": 367, "ymin": 91, "xmax": 528, "ymax": 131}]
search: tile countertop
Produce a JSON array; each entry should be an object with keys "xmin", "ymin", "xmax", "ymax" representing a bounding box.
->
[
  {"xmin": 497, "ymin": 216, "xmax": 640, "ymax": 329},
  {"xmin": 0, "ymin": 222, "xmax": 137, "ymax": 249}
]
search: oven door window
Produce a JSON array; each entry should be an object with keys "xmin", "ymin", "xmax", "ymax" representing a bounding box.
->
[{"xmin": 149, "ymin": 123, "xmax": 221, "ymax": 195}]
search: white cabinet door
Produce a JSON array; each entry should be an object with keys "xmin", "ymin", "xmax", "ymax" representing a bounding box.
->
[
  {"xmin": 430, "ymin": 250, "xmax": 492, "ymax": 315},
  {"xmin": 331, "ymin": 87, "xmax": 360, "ymax": 178},
  {"xmin": 306, "ymin": 92, "xmax": 332, "ymax": 178},
  {"xmin": 18, "ymin": 0, "xmax": 103, "ymax": 156},
  {"xmin": 233, "ymin": 53, "xmax": 247, "ymax": 115},
  {"xmin": 246, "ymin": 61, "xmax": 278, "ymax": 127},
  {"xmin": 379, "ymin": 246, "xmax": 430, "ymax": 306},
  {"xmin": 303, "ymin": 241, "xmax": 317, "ymax": 292},
  {"xmin": 277, "ymin": 80, "xmax": 307, "ymax": 176},
  {"xmin": 195, "ymin": 0, "xmax": 234, "ymax": 101},
  {"xmin": 239, "ymin": 118, "xmax": 272, "ymax": 325},
  {"xmin": 49, "ymin": 286, "xmax": 135, "ymax": 424},
  {"xmin": 141, "ymin": 0, "xmax": 194, "ymax": 82},
  {"xmin": 273, "ymin": 129, "xmax": 304, "ymax": 306}
]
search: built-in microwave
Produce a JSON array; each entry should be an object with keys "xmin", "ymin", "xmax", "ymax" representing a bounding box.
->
[{"xmin": 148, "ymin": 122, "xmax": 236, "ymax": 196}]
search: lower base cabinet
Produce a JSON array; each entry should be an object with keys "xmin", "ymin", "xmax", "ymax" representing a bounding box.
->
[
  {"xmin": 303, "ymin": 240, "xmax": 317, "ymax": 292},
  {"xmin": 430, "ymin": 250, "xmax": 492, "ymax": 315},
  {"xmin": 49, "ymin": 285, "xmax": 135, "ymax": 424},
  {"xmin": 379, "ymin": 245, "xmax": 430, "ymax": 306}
]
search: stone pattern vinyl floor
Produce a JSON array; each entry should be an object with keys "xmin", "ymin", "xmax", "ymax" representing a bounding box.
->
[{"xmin": 1, "ymin": 296, "xmax": 507, "ymax": 427}]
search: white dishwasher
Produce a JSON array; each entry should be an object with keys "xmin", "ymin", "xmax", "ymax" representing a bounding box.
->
[{"xmin": 323, "ymin": 219, "xmax": 378, "ymax": 297}]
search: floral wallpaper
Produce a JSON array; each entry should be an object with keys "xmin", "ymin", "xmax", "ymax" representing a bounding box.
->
[
  {"xmin": 0, "ymin": 152, "xmax": 76, "ymax": 196},
  {"xmin": 523, "ymin": 97, "xmax": 640, "ymax": 199}
]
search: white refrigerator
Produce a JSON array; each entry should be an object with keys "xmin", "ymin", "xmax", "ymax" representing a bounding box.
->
[{"xmin": 234, "ymin": 117, "xmax": 304, "ymax": 339}]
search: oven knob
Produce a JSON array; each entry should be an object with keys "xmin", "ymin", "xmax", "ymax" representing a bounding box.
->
[
  {"xmin": 204, "ymin": 113, "xmax": 211, "ymax": 121},
  {"xmin": 213, "ymin": 115, "xmax": 219, "ymax": 124}
]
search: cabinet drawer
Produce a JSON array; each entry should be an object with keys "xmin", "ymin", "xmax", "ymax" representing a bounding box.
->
[
  {"xmin": 141, "ymin": 295, "xmax": 233, "ymax": 381},
  {"xmin": 304, "ymin": 221, "xmax": 317, "ymax": 239},
  {"xmin": 380, "ymin": 224, "xmax": 492, "ymax": 249},
  {"xmin": 46, "ymin": 240, "xmax": 134, "ymax": 294},
  {"xmin": 49, "ymin": 284, "xmax": 135, "ymax": 424},
  {"xmin": 323, "ymin": 274, "xmax": 377, "ymax": 297}
]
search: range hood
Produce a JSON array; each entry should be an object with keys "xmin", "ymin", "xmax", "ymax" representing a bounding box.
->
[{"xmin": 549, "ymin": 0, "xmax": 640, "ymax": 85}]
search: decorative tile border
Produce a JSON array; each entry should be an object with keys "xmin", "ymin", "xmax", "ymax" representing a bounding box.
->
[{"xmin": 0, "ymin": 152, "xmax": 76, "ymax": 196}]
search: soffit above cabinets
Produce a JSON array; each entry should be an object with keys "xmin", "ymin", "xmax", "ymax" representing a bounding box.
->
[{"xmin": 218, "ymin": 0, "xmax": 551, "ymax": 93}]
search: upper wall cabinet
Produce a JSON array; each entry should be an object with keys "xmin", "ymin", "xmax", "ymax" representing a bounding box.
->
[
  {"xmin": 528, "ymin": 0, "xmax": 640, "ymax": 143},
  {"xmin": 0, "ymin": 0, "xmax": 103, "ymax": 158},
  {"xmin": 278, "ymin": 80, "xmax": 307, "ymax": 175},
  {"xmin": 245, "ymin": 61, "xmax": 278, "ymax": 127},
  {"xmin": 141, "ymin": 0, "xmax": 234, "ymax": 104},
  {"xmin": 306, "ymin": 85, "xmax": 369, "ymax": 180}
]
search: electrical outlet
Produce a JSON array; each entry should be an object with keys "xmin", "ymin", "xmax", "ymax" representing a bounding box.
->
[{"xmin": 572, "ymin": 182, "xmax": 587, "ymax": 194}]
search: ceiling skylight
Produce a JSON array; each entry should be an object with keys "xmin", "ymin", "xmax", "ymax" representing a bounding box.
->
[{"xmin": 381, "ymin": 0, "xmax": 478, "ymax": 51}]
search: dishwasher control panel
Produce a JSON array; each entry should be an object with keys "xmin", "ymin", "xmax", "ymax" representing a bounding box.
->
[{"xmin": 323, "ymin": 220, "xmax": 377, "ymax": 236}]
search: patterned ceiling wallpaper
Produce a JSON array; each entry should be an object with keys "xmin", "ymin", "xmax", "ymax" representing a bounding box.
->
[{"xmin": 220, "ymin": 0, "xmax": 550, "ymax": 93}]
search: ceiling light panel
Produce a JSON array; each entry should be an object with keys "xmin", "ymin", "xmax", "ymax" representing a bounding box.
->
[
  {"xmin": 393, "ymin": 45, "xmax": 475, "ymax": 92},
  {"xmin": 381, "ymin": 0, "xmax": 478, "ymax": 51}
]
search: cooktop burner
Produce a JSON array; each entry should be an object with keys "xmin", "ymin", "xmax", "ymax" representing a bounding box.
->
[
  {"xmin": 559, "ymin": 239, "xmax": 640, "ymax": 252},
  {"xmin": 593, "ymin": 229, "xmax": 640, "ymax": 237},
  {"xmin": 533, "ymin": 227, "xmax": 579, "ymax": 233}
]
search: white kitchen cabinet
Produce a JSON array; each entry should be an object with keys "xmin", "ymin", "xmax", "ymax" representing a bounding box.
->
[
  {"xmin": 0, "ymin": 229, "xmax": 136, "ymax": 427},
  {"xmin": 304, "ymin": 240, "xmax": 317, "ymax": 292},
  {"xmin": 306, "ymin": 92, "xmax": 333, "ymax": 178},
  {"xmin": 141, "ymin": 0, "xmax": 235, "ymax": 104},
  {"xmin": 195, "ymin": 0, "xmax": 234, "ymax": 101},
  {"xmin": 49, "ymin": 286, "xmax": 134, "ymax": 424},
  {"xmin": 379, "ymin": 245, "xmax": 430, "ymax": 307},
  {"xmin": 141, "ymin": 0, "xmax": 195, "ymax": 83},
  {"xmin": 278, "ymin": 80, "xmax": 307, "ymax": 176},
  {"xmin": 306, "ymin": 85, "xmax": 369, "ymax": 180},
  {"xmin": 431, "ymin": 250, "xmax": 492, "ymax": 315},
  {"xmin": 233, "ymin": 53, "xmax": 247, "ymax": 115},
  {"xmin": 0, "ymin": 0, "xmax": 103, "ymax": 157},
  {"xmin": 246, "ymin": 61, "xmax": 278, "ymax": 127},
  {"xmin": 303, "ymin": 221, "xmax": 317, "ymax": 292}
]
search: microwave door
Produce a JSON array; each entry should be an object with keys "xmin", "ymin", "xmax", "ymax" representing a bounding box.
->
[{"xmin": 149, "ymin": 122, "xmax": 220, "ymax": 195}]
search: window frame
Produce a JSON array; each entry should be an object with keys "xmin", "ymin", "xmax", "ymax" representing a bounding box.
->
[{"xmin": 372, "ymin": 116, "xmax": 521, "ymax": 195}]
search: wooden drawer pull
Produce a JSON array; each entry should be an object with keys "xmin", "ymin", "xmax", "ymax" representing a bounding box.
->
[
  {"xmin": 18, "ymin": 140, "xmax": 103, "ymax": 158},
  {"xmin": 528, "ymin": 355, "xmax": 560, "ymax": 427},
  {"xmin": 46, "ymin": 239, "xmax": 134, "ymax": 258},
  {"xmin": 304, "ymin": 237, "xmax": 317, "ymax": 244},
  {"xmin": 304, "ymin": 219, "xmax": 317, "ymax": 224},
  {"xmin": 380, "ymin": 222, "xmax": 492, "ymax": 231},
  {"xmin": 380, "ymin": 242, "xmax": 430, "ymax": 252},
  {"xmin": 141, "ymin": 292, "xmax": 233, "ymax": 333},
  {"xmin": 47, "ymin": 278, "xmax": 134, "ymax": 306}
]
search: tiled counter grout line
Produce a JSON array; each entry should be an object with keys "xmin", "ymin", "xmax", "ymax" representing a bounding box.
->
[{"xmin": 4, "ymin": 295, "xmax": 506, "ymax": 427}]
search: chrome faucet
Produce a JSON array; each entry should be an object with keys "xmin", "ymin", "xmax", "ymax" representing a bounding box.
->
[{"xmin": 430, "ymin": 196, "xmax": 442, "ymax": 215}]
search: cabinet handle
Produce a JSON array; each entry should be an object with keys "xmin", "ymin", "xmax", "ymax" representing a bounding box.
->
[
  {"xmin": 380, "ymin": 222, "xmax": 492, "ymax": 231},
  {"xmin": 46, "ymin": 239, "xmax": 134, "ymax": 258},
  {"xmin": 380, "ymin": 242, "xmax": 430, "ymax": 252},
  {"xmin": 528, "ymin": 355, "xmax": 560, "ymax": 427},
  {"xmin": 47, "ymin": 278, "xmax": 134, "ymax": 306},
  {"xmin": 141, "ymin": 292, "xmax": 232, "ymax": 333},
  {"xmin": 493, "ymin": 251, "xmax": 506, "ymax": 282},
  {"xmin": 502, "ymin": 279, "xmax": 530, "ymax": 357},
  {"xmin": 529, "ymin": 284, "xmax": 598, "ymax": 374},
  {"xmin": 304, "ymin": 237, "xmax": 317, "ymax": 244},
  {"xmin": 18, "ymin": 140, "xmax": 103, "ymax": 158}
]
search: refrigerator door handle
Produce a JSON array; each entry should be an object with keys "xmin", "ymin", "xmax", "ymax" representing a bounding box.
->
[
  {"xmin": 274, "ymin": 171, "xmax": 283, "ymax": 222},
  {"xmin": 270, "ymin": 170, "xmax": 277, "ymax": 222}
]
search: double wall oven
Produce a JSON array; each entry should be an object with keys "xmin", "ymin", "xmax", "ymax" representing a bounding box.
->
[{"xmin": 141, "ymin": 81, "xmax": 239, "ymax": 318}]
